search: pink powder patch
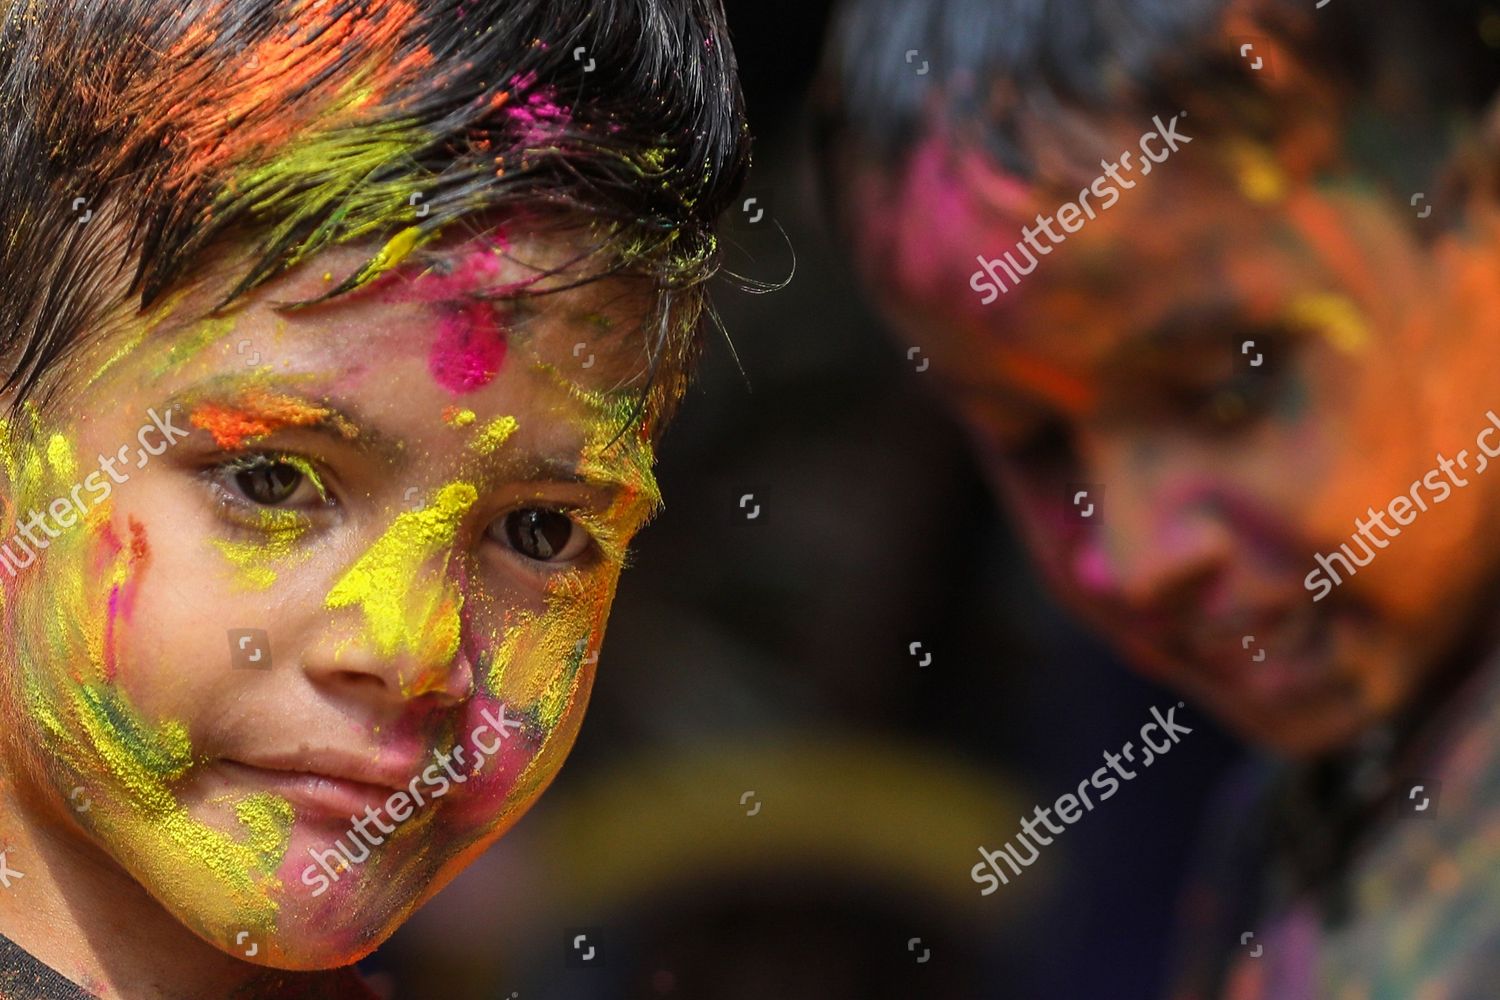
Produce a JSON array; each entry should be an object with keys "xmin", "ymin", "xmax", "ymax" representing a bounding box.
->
[{"xmin": 429, "ymin": 300, "xmax": 508, "ymax": 394}]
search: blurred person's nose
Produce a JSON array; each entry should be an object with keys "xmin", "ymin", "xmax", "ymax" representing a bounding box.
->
[{"xmin": 1067, "ymin": 428, "xmax": 1235, "ymax": 613}]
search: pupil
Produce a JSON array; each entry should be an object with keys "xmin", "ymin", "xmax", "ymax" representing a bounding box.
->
[
  {"xmin": 510, "ymin": 509, "xmax": 572, "ymax": 560},
  {"xmin": 237, "ymin": 462, "xmax": 300, "ymax": 505}
]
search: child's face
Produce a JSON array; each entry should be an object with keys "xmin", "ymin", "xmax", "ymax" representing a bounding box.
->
[
  {"xmin": 0, "ymin": 228, "xmax": 661, "ymax": 966},
  {"xmin": 861, "ymin": 124, "xmax": 1500, "ymax": 756}
]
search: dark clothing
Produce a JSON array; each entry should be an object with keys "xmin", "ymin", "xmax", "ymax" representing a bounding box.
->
[
  {"xmin": 0, "ymin": 934, "xmax": 95, "ymax": 1000},
  {"xmin": 1168, "ymin": 652, "xmax": 1500, "ymax": 999}
]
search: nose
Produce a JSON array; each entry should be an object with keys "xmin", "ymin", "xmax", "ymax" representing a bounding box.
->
[
  {"xmin": 303, "ymin": 580, "xmax": 475, "ymax": 704},
  {"xmin": 305, "ymin": 482, "xmax": 479, "ymax": 703},
  {"xmin": 1067, "ymin": 431, "xmax": 1235, "ymax": 612}
]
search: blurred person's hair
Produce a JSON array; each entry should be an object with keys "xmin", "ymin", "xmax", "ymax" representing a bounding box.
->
[
  {"xmin": 815, "ymin": 0, "xmax": 1500, "ymax": 240},
  {"xmin": 0, "ymin": 0, "xmax": 750, "ymax": 431}
]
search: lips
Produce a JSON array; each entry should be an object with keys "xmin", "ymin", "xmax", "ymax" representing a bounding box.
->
[
  {"xmin": 217, "ymin": 751, "xmax": 418, "ymax": 818},
  {"xmin": 1167, "ymin": 601, "xmax": 1336, "ymax": 699}
]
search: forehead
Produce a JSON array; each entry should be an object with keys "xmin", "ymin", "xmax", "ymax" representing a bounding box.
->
[
  {"xmin": 78, "ymin": 223, "xmax": 654, "ymax": 392},
  {"xmin": 866, "ymin": 130, "xmax": 1399, "ymax": 385}
]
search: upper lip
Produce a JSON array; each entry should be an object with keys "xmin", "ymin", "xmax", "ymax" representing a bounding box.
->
[{"xmin": 224, "ymin": 750, "xmax": 417, "ymax": 793}]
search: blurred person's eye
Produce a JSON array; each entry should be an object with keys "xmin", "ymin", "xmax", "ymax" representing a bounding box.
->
[
  {"xmin": 1152, "ymin": 327, "xmax": 1296, "ymax": 434},
  {"xmin": 1172, "ymin": 363, "xmax": 1288, "ymax": 434},
  {"xmin": 998, "ymin": 419, "xmax": 1074, "ymax": 470},
  {"xmin": 491, "ymin": 507, "xmax": 593, "ymax": 565}
]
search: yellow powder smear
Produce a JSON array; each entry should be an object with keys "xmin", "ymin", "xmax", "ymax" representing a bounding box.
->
[
  {"xmin": 212, "ymin": 510, "xmax": 311, "ymax": 590},
  {"xmin": 324, "ymin": 482, "xmax": 476, "ymax": 667},
  {"xmin": 470, "ymin": 415, "xmax": 518, "ymax": 454},
  {"xmin": 1287, "ymin": 292, "xmax": 1369, "ymax": 355},
  {"xmin": 45, "ymin": 433, "xmax": 76, "ymax": 480},
  {"xmin": 353, "ymin": 225, "xmax": 427, "ymax": 284},
  {"xmin": 1225, "ymin": 140, "xmax": 1287, "ymax": 205}
]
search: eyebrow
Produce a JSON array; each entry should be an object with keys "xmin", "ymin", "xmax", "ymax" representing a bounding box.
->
[
  {"xmin": 484, "ymin": 452, "xmax": 661, "ymax": 516},
  {"xmin": 162, "ymin": 377, "xmax": 406, "ymax": 462}
]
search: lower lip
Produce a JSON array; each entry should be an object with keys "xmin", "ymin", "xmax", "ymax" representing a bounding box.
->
[{"xmin": 217, "ymin": 761, "xmax": 399, "ymax": 818}]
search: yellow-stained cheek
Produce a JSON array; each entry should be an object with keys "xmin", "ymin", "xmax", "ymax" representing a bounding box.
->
[
  {"xmin": 3, "ymin": 417, "xmax": 290, "ymax": 935},
  {"xmin": 324, "ymin": 481, "xmax": 477, "ymax": 676},
  {"xmin": 482, "ymin": 411, "xmax": 659, "ymax": 726},
  {"xmin": 213, "ymin": 508, "xmax": 313, "ymax": 590}
]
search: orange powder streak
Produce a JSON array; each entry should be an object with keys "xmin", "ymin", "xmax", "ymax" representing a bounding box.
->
[{"xmin": 188, "ymin": 389, "xmax": 353, "ymax": 449}]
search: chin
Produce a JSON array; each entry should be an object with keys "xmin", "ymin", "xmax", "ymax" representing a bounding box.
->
[{"xmin": 1223, "ymin": 702, "xmax": 1377, "ymax": 759}]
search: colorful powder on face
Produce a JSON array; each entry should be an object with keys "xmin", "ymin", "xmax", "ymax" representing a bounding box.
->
[
  {"xmin": 188, "ymin": 388, "xmax": 355, "ymax": 449},
  {"xmin": 324, "ymin": 482, "xmax": 476, "ymax": 672},
  {"xmin": 1287, "ymin": 292, "xmax": 1370, "ymax": 354},
  {"xmin": 428, "ymin": 300, "xmax": 509, "ymax": 394},
  {"xmin": 1224, "ymin": 140, "xmax": 1288, "ymax": 204},
  {"xmin": 443, "ymin": 406, "xmax": 477, "ymax": 428},
  {"xmin": 45, "ymin": 433, "xmax": 76, "ymax": 480},
  {"xmin": 3, "ymin": 411, "xmax": 291, "ymax": 932},
  {"xmin": 470, "ymin": 415, "xmax": 518, "ymax": 454},
  {"xmin": 212, "ymin": 507, "xmax": 312, "ymax": 590}
]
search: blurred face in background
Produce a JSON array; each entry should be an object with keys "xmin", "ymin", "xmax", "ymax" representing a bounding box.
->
[{"xmin": 855, "ymin": 113, "xmax": 1500, "ymax": 758}]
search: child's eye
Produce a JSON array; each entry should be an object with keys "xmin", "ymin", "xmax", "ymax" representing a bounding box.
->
[
  {"xmin": 491, "ymin": 508, "xmax": 591, "ymax": 563},
  {"xmin": 214, "ymin": 454, "xmax": 329, "ymax": 510}
]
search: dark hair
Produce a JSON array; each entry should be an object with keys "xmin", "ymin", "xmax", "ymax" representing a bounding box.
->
[
  {"xmin": 0, "ymin": 0, "xmax": 750, "ymax": 429},
  {"xmin": 815, "ymin": 0, "xmax": 1500, "ymax": 238}
]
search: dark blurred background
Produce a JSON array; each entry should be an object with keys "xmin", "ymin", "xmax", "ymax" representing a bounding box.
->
[{"xmin": 370, "ymin": 3, "xmax": 1242, "ymax": 997}]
